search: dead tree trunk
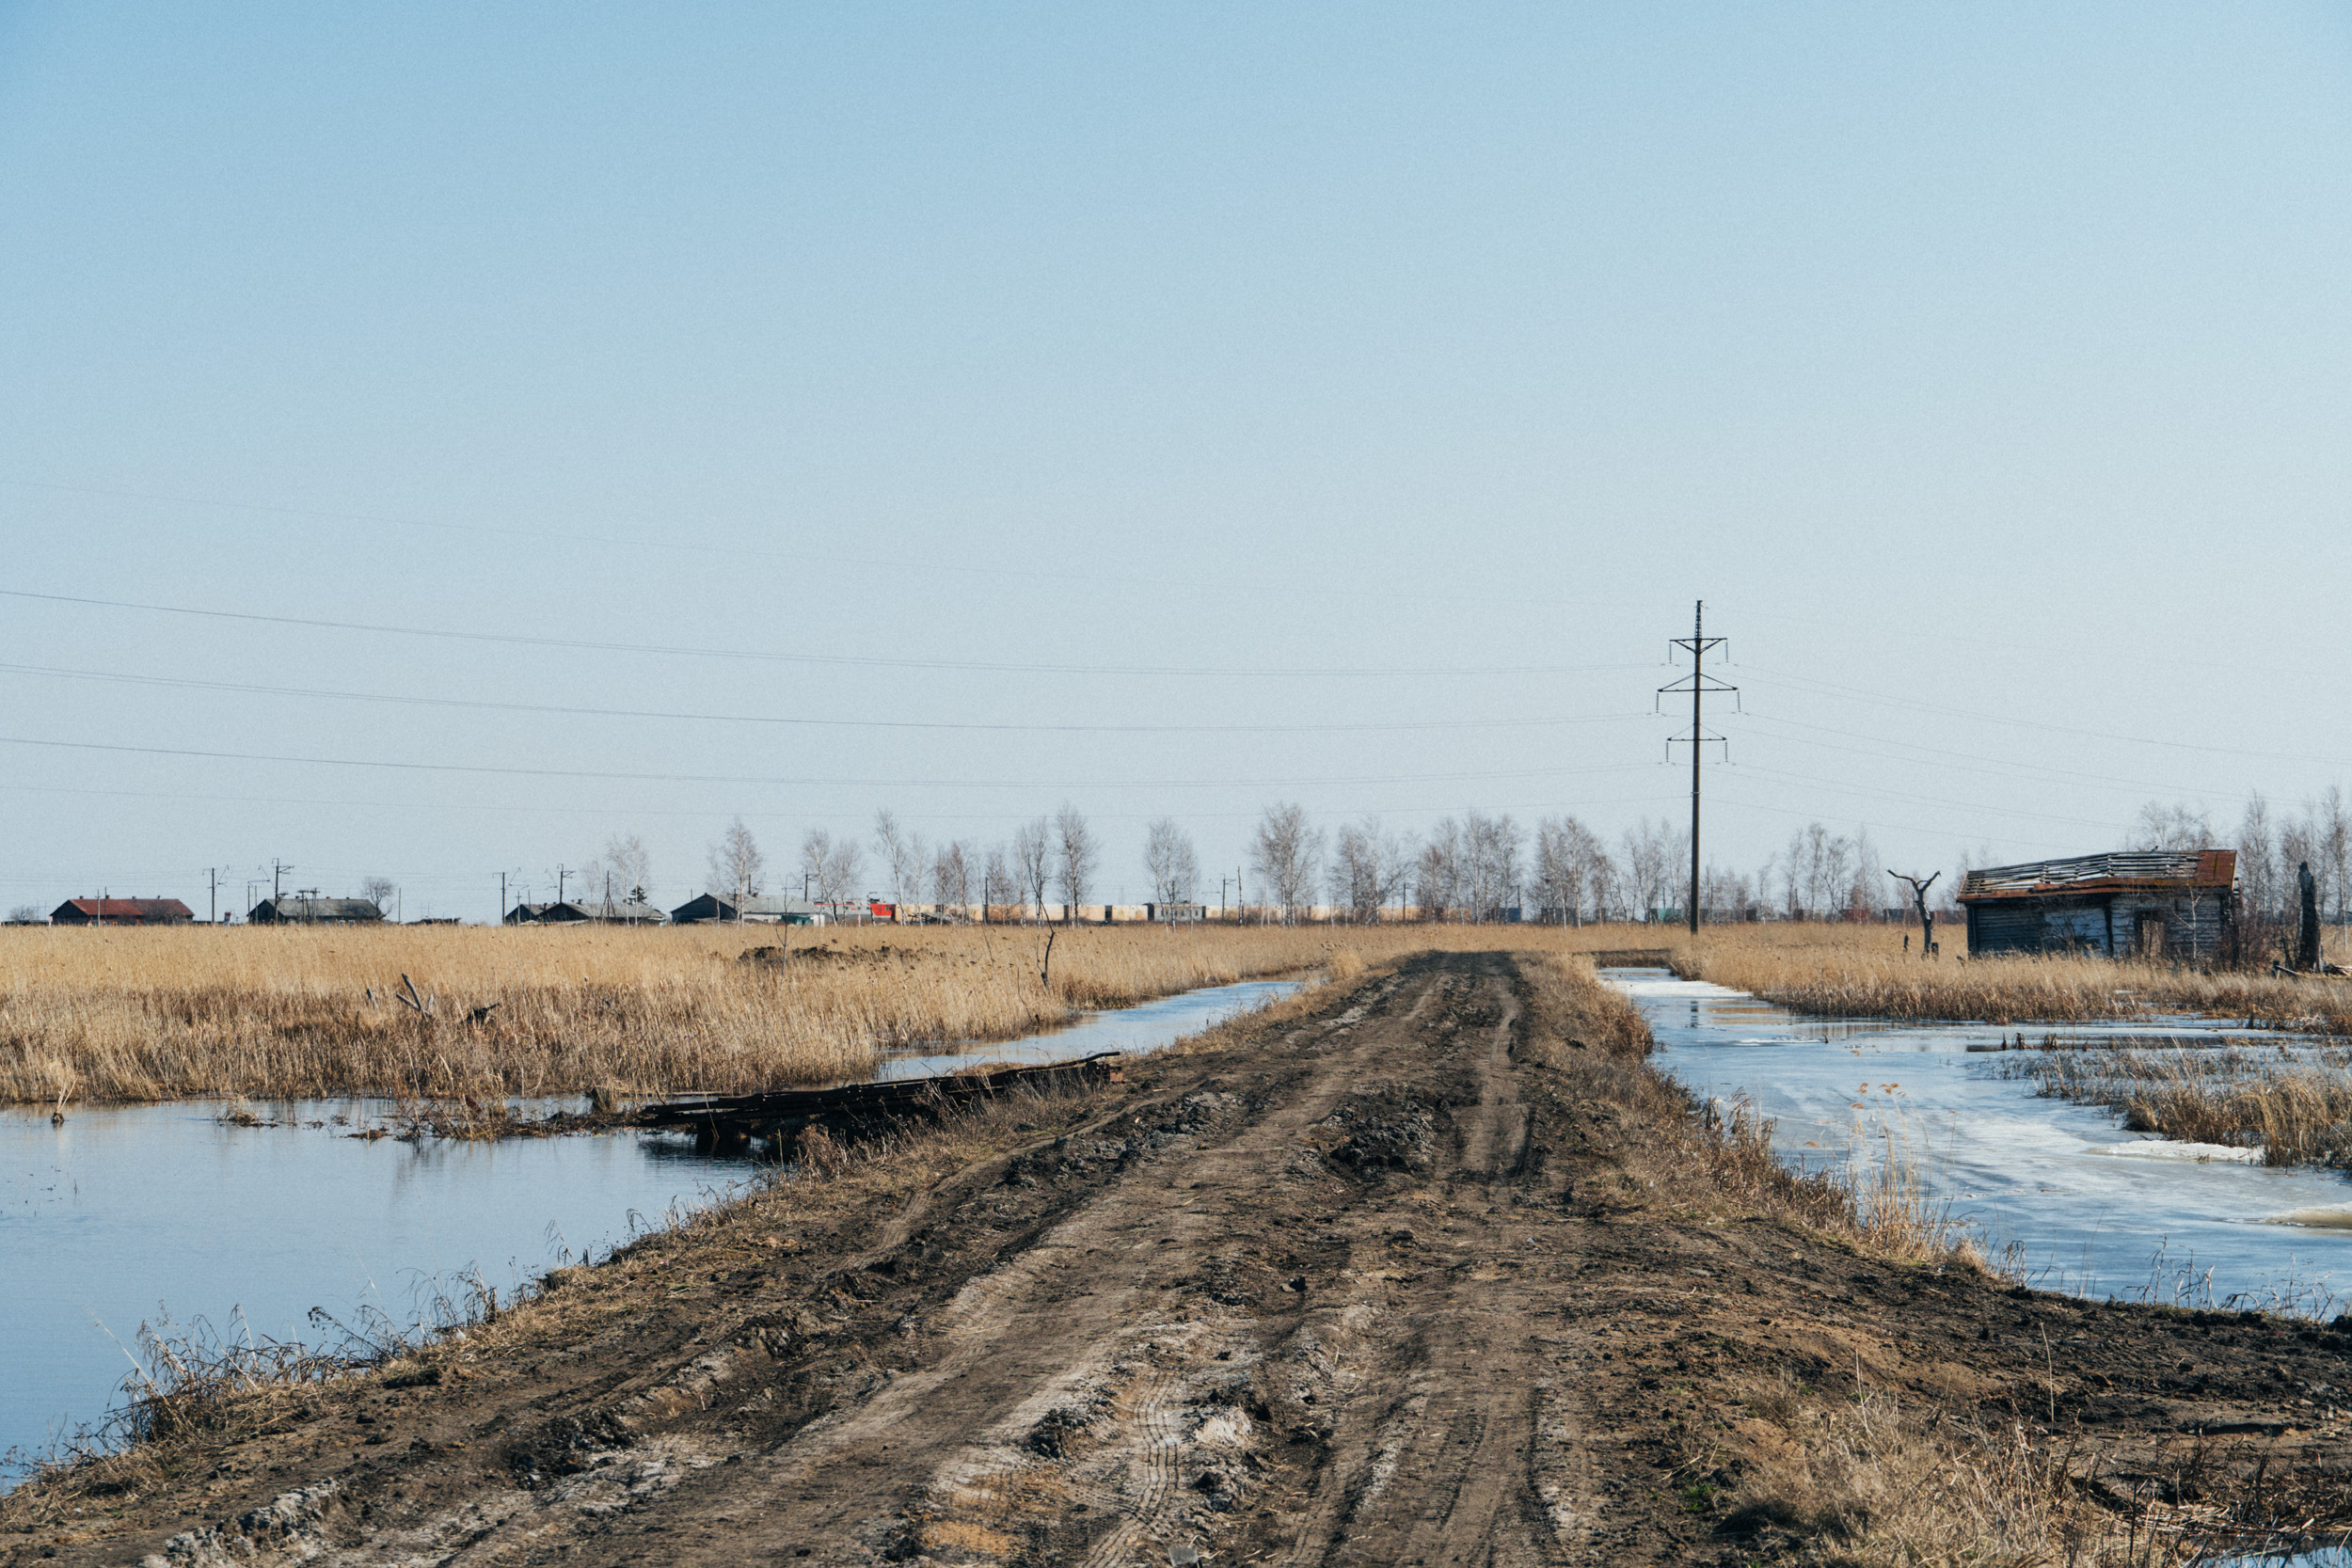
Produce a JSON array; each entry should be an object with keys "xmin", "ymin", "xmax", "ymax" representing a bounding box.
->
[{"xmin": 1888, "ymin": 870, "xmax": 1939, "ymax": 959}]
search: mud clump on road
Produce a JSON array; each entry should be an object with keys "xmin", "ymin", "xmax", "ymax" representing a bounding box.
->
[{"xmin": 11, "ymin": 951, "xmax": 2352, "ymax": 1567}]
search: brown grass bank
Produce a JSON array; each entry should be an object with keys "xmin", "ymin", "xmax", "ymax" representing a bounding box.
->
[
  {"xmin": 0, "ymin": 922, "xmax": 1652, "ymax": 1106},
  {"xmin": 1664, "ymin": 922, "xmax": 2352, "ymax": 1034}
]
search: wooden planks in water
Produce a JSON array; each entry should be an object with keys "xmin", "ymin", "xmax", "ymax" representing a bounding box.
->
[{"xmin": 635, "ymin": 1051, "xmax": 1126, "ymax": 1139}]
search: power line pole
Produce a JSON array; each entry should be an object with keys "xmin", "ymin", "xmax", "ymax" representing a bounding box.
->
[
  {"xmin": 1658, "ymin": 600, "xmax": 1737, "ymax": 936},
  {"xmin": 272, "ymin": 860, "xmax": 293, "ymax": 902}
]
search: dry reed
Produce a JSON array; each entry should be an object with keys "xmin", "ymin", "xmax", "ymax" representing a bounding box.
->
[
  {"xmin": 1517, "ymin": 953, "xmax": 1965, "ymax": 1265},
  {"xmin": 2026, "ymin": 1042, "xmax": 2352, "ymax": 1168},
  {"xmin": 0, "ymin": 921, "xmax": 1653, "ymax": 1106},
  {"xmin": 1668, "ymin": 923, "xmax": 2352, "ymax": 1035}
]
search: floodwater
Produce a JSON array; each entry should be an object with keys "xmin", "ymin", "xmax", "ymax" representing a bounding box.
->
[
  {"xmin": 0, "ymin": 974, "xmax": 1301, "ymax": 1480},
  {"xmin": 1610, "ymin": 969, "xmax": 2352, "ymax": 1313}
]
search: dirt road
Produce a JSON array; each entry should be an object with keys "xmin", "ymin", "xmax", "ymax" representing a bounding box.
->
[{"xmin": 17, "ymin": 950, "xmax": 2352, "ymax": 1566}]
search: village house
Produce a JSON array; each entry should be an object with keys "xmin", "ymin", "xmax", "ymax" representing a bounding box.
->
[
  {"xmin": 247, "ymin": 895, "xmax": 385, "ymax": 925},
  {"xmin": 50, "ymin": 896, "xmax": 195, "ymax": 926},
  {"xmin": 1958, "ymin": 849, "xmax": 2237, "ymax": 962},
  {"xmin": 505, "ymin": 898, "xmax": 666, "ymax": 926},
  {"xmin": 668, "ymin": 893, "xmax": 818, "ymax": 925}
]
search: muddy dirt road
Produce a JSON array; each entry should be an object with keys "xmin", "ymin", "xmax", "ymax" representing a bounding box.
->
[{"xmin": 17, "ymin": 950, "xmax": 2352, "ymax": 1566}]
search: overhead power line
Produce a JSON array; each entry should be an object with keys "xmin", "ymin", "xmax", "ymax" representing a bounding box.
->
[
  {"xmin": 0, "ymin": 589, "xmax": 1645, "ymax": 681},
  {"xmin": 0, "ymin": 732, "xmax": 1649, "ymax": 792},
  {"xmin": 0, "ymin": 660, "xmax": 1647, "ymax": 736}
]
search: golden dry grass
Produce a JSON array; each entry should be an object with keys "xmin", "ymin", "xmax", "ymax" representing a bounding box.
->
[
  {"xmin": 1663, "ymin": 922, "xmax": 2352, "ymax": 1034},
  {"xmin": 0, "ymin": 920, "xmax": 1652, "ymax": 1106},
  {"xmin": 1516, "ymin": 952, "xmax": 1966, "ymax": 1266}
]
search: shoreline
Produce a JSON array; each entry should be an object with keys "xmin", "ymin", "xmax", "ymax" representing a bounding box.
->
[{"xmin": 9, "ymin": 951, "xmax": 2352, "ymax": 1565}]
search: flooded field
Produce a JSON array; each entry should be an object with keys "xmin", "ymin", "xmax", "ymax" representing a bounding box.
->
[
  {"xmin": 0, "ymin": 975, "xmax": 1299, "ymax": 1480},
  {"xmin": 1613, "ymin": 968, "xmax": 2352, "ymax": 1312}
]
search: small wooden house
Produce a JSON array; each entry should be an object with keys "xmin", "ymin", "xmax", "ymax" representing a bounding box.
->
[{"xmin": 1959, "ymin": 850, "xmax": 2236, "ymax": 961}]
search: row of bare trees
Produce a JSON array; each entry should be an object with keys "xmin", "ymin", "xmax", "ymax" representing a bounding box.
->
[{"xmin": 620, "ymin": 807, "xmax": 1918, "ymax": 927}]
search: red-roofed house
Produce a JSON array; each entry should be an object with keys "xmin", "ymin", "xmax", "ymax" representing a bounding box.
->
[{"xmin": 51, "ymin": 897, "xmax": 196, "ymax": 927}]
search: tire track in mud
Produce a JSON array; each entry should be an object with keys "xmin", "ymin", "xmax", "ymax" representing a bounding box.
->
[{"xmin": 620, "ymin": 953, "xmax": 1592, "ymax": 1566}]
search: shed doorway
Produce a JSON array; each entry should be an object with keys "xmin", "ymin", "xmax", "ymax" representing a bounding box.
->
[{"xmin": 2135, "ymin": 913, "xmax": 2168, "ymax": 958}]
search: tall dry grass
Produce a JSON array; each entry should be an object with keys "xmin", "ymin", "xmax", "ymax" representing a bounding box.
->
[
  {"xmin": 2024, "ymin": 1042, "xmax": 2352, "ymax": 1168},
  {"xmin": 1666, "ymin": 922, "xmax": 2352, "ymax": 1034},
  {"xmin": 0, "ymin": 921, "xmax": 1649, "ymax": 1106},
  {"xmin": 1517, "ymin": 952, "xmax": 1965, "ymax": 1265}
]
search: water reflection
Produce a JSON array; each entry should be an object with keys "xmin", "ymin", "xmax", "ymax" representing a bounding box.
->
[
  {"xmin": 0, "ymin": 974, "xmax": 1301, "ymax": 1478},
  {"xmin": 1605, "ymin": 968, "xmax": 2352, "ymax": 1313}
]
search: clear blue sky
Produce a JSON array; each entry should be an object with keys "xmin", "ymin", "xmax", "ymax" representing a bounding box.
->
[{"xmin": 2, "ymin": 3, "xmax": 2348, "ymax": 916}]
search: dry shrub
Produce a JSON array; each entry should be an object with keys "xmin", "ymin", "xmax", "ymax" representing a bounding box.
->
[{"xmin": 1729, "ymin": 1391, "xmax": 2205, "ymax": 1567}]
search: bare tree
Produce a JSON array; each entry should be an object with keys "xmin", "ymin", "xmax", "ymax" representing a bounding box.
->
[
  {"xmin": 360, "ymin": 877, "xmax": 397, "ymax": 912},
  {"xmin": 1461, "ymin": 811, "xmax": 1522, "ymax": 922},
  {"xmin": 1534, "ymin": 816, "xmax": 1608, "ymax": 925},
  {"xmin": 872, "ymin": 808, "xmax": 928, "ymax": 913},
  {"xmin": 800, "ymin": 828, "xmax": 862, "ymax": 908},
  {"xmin": 1142, "ymin": 817, "xmax": 1200, "ymax": 907},
  {"xmin": 2127, "ymin": 800, "xmax": 2215, "ymax": 852},
  {"xmin": 1887, "ymin": 869, "xmax": 1939, "ymax": 956},
  {"xmin": 2239, "ymin": 793, "xmax": 2280, "ymax": 918},
  {"xmin": 5, "ymin": 905, "xmax": 40, "ymax": 924},
  {"xmin": 2323, "ymin": 786, "xmax": 2351, "ymax": 931},
  {"xmin": 1054, "ymin": 803, "xmax": 1099, "ymax": 921},
  {"xmin": 708, "ymin": 817, "xmax": 765, "ymax": 908},
  {"xmin": 1250, "ymin": 801, "xmax": 1323, "ymax": 924},
  {"xmin": 604, "ymin": 833, "xmax": 654, "ymax": 903},
  {"xmin": 931, "ymin": 840, "xmax": 973, "ymax": 915},
  {"xmin": 1418, "ymin": 818, "xmax": 1463, "ymax": 922},
  {"xmin": 1012, "ymin": 816, "xmax": 1053, "ymax": 923},
  {"xmin": 1329, "ymin": 817, "xmax": 1410, "ymax": 924},
  {"xmin": 981, "ymin": 842, "xmax": 1014, "ymax": 922}
]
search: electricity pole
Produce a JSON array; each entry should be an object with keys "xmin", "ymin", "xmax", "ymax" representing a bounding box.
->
[
  {"xmin": 1658, "ymin": 601, "xmax": 1737, "ymax": 936},
  {"xmin": 273, "ymin": 860, "xmax": 293, "ymax": 901}
]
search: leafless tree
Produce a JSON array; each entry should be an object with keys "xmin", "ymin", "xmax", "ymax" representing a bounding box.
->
[
  {"xmin": 800, "ymin": 828, "xmax": 861, "ymax": 908},
  {"xmin": 1250, "ymin": 801, "xmax": 1323, "ymax": 924},
  {"xmin": 360, "ymin": 877, "xmax": 397, "ymax": 911},
  {"xmin": 980, "ymin": 843, "xmax": 1014, "ymax": 922},
  {"xmin": 1417, "ymin": 818, "xmax": 1462, "ymax": 922},
  {"xmin": 1143, "ymin": 817, "xmax": 1200, "ymax": 907},
  {"xmin": 1534, "ymin": 816, "xmax": 1608, "ymax": 925},
  {"xmin": 1012, "ymin": 816, "xmax": 1053, "ymax": 923},
  {"xmin": 708, "ymin": 817, "xmax": 766, "ymax": 905},
  {"xmin": 2239, "ymin": 793, "xmax": 2280, "ymax": 917},
  {"xmin": 873, "ymin": 809, "xmax": 928, "ymax": 912},
  {"xmin": 1054, "ymin": 803, "xmax": 1098, "ymax": 921},
  {"xmin": 1698, "ymin": 863, "xmax": 1752, "ymax": 924},
  {"xmin": 1460, "ymin": 811, "xmax": 1522, "ymax": 922},
  {"xmin": 1624, "ymin": 820, "xmax": 1675, "ymax": 922},
  {"xmin": 2127, "ymin": 800, "xmax": 2216, "ymax": 853},
  {"xmin": 604, "ymin": 833, "xmax": 654, "ymax": 903},
  {"xmin": 6, "ymin": 905, "xmax": 40, "ymax": 924},
  {"xmin": 930, "ymin": 840, "xmax": 973, "ymax": 914},
  {"xmin": 2323, "ymin": 786, "xmax": 2351, "ymax": 930}
]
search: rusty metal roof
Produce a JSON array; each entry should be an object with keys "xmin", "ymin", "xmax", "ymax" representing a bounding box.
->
[
  {"xmin": 1958, "ymin": 849, "xmax": 2235, "ymax": 903},
  {"xmin": 53, "ymin": 897, "xmax": 195, "ymax": 921}
]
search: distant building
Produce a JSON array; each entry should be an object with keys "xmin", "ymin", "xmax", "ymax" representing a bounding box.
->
[
  {"xmin": 668, "ymin": 894, "xmax": 818, "ymax": 926},
  {"xmin": 51, "ymin": 896, "xmax": 195, "ymax": 927},
  {"xmin": 506, "ymin": 899, "xmax": 666, "ymax": 926},
  {"xmin": 248, "ymin": 895, "xmax": 385, "ymax": 926},
  {"xmin": 1959, "ymin": 850, "xmax": 2237, "ymax": 962}
]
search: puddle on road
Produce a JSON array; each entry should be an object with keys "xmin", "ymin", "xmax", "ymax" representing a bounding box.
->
[
  {"xmin": 0, "ymin": 974, "xmax": 1302, "ymax": 1480},
  {"xmin": 1605, "ymin": 968, "xmax": 2352, "ymax": 1312}
]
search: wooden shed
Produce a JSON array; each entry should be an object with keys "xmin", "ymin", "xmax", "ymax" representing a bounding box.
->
[{"xmin": 1959, "ymin": 850, "xmax": 2236, "ymax": 961}]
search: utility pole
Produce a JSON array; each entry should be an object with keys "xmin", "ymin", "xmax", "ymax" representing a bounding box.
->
[
  {"xmin": 273, "ymin": 860, "xmax": 293, "ymax": 901},
  {"xmin": 209, "ymin": 866, "xmax": 217, "ymax": 925},
  {"xmin": 556, "ymin": 864, "xmax": 571, "ymax": 904},
  {"xmin": 1659, "ymin": 601, "xmax": 1737, "ymax": 936}
]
